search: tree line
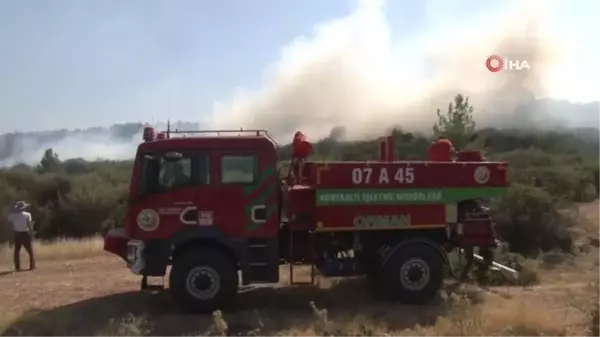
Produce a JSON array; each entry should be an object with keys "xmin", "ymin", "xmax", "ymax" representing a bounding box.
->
[{"xmin": 0, "ymin": 94, "xmax": 598, "ymax": 256}]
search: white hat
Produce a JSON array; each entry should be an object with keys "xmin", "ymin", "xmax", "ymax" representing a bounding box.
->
[{"xmin": 13, "ymin": 201, "xmax": 30, "ymax": 211}]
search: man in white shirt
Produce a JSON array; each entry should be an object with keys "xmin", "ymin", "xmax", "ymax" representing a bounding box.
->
[{"xmin": 7, "ymin": 201, "xmax": 35, "ymax": 271}]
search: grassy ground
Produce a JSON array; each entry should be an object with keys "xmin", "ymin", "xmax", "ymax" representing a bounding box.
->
[
  {"xmin": 0, "ymin": 202, "xmax": 598, "ymax": 336},
  {"xmin": 0, "ymin": 236, "xmax": 105, "ymax": 265}
]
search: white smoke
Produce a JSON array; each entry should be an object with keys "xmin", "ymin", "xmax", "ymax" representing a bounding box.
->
[
  {"xmin": 1, "ymin": 0, "xmax": 597, "ymax": 166},
  {"xmin": 0, "ymin": 121, "xmax": 210, "ymax": 167},
  {"xmin": 0, "ymin": 132, "xmax": 141, "ymax": 167},
  {"xmin": 209, "ymin": 0, "xmax": 595, "ymax": 142}
]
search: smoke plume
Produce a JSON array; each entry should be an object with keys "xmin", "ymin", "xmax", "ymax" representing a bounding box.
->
[
  {"xmin": 0, "ymin": 132, "xmax": 139, "ymax": 167},
  {"xmin": 1, "ymin": 0, "xmax": 597, "ymax": 166},
  {"xmin": 209, "ymin": 0, "xmax": 594, "ymax": 142}
]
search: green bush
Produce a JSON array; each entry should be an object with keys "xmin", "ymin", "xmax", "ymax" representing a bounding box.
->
[
  {"xmin": 495, "ymin": 150, "xmax": 598, "ymax": 198},
  {"xmin": 492, "ymin": 183, "xmax": 574, "ymax": 256},
  {"xmin": 493, "ymin": 147, "xmax": 584, "ymax": 169},
  {"xmin": 0, "ymin": 160, "xmax": 130, "ymax": 243},
  {"xmin": 583, "ymin": 162, "xmax": 600, "ymax": 195}
]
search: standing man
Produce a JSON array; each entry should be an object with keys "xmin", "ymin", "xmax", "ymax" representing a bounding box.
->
[{"xmin": 7, "ymin": 201, "xmax": 35, "ymax": 271}]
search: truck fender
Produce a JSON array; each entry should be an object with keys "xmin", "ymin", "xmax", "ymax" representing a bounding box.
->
[
  {"xmin": 170, "ymin": 227, "xmax": 242, "ymax": 264},
  {"xmin": 381, "ymin": 237, "xmax": 449, "ymax": 268}
]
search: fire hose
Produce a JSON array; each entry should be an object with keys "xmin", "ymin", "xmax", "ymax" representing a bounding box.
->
[{"xmin": 447, "ymin": 248, "xmax": 519, "ymax": 283}]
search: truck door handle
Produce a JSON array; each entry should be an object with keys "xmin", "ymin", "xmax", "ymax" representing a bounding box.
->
[{"xmin": 251, "ymin": 205, "xmax": 267, "ymax": 224}]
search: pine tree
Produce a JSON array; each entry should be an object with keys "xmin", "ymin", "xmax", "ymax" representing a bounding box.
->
[{"xmin": 432, "ymin": 94, "xmax": 476, "ymax": 149}]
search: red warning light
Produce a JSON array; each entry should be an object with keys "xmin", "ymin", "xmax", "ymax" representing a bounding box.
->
[{"xmin": 142, "ymin": 127, "xmax": 155, "ymax": 142}]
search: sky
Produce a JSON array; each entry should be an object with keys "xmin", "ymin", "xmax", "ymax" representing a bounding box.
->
[{"xmin": 0, "ymin": 0, "xmax": 598, "ymax": 136}]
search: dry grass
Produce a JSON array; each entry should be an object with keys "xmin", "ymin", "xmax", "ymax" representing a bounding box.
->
[
  {"xmin": 0, "ymin": 201, "xmax": 598, "ymax": 336},
  {"xmin": 275, "ymin": 286, "xmax": 597, "ymax": 336},
  {"xmin": 0, "ymin": 235, "xmax": 104, "ymax": 266},
  {"xmin": 90, "ymin": 296, "xmax": 577, "ymax": 337}
]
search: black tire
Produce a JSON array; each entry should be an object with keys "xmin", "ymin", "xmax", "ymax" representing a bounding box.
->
[
  {"xmin": 362, "ymin": 253, "xmax": 383, "ymax": 282},
  {"xmin": 381, "ymin": 242, "xmax": 445, "ymax": 304},
  {"xmin": 169, "ymin": 247, "xmax": 238, "ymax": 313},
  {"xmin": 366, "ymin": 261, "xmax": 387, "ymax": 300}
]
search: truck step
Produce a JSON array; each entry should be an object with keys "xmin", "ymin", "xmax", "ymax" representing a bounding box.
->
[
  {"xmin": 246, "ymin": 239, "xmax": 279, "ymax": 283},
  {"xmin": 143, "ymin": 285, "xmax": 164, "ymax": 291},
  {"xmin": 141, "ymin": 276, "xmax": 164, "ymax": 290}
]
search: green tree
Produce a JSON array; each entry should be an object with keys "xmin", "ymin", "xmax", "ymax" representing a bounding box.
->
[
  {"xmin": 432, "ymin": 94, "xmax": 476, "ymax": 149},
  {"xmin": 38, "ymin": 148, "xmax": 61, "ymax": 173}
]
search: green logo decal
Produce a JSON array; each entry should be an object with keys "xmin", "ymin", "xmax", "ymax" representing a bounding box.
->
[{"xmin": 316, "ymin": 187, "xmax": 506, "ymax": 206}]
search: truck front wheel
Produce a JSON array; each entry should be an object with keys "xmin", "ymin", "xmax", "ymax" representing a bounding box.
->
[
  {"xmin": 382, "ymin": 242, "xmax": 444, "ymax": 304},
  {"xmin": 169, "ymin": 247, "xmax": 238, "ymax": 313}
]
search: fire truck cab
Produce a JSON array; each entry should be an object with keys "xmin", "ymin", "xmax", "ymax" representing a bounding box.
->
[{"xmin": 105, "ymin": 128, "xmax": 282, "ymax": 312}]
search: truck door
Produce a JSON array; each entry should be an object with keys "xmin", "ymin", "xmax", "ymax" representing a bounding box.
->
[
  {"xmin": 216, "ymin": 150, "xmax": 280, "ymax": 283},
  {"xmin": 216, "ymin": 151, "xmax": 278, "ymax": 238},
  {"xmin": 130, "ymin": 150, "xmax": 218, "ymax": 240}
]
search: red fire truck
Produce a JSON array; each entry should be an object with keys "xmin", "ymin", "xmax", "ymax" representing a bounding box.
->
[{"xmin": 104, "ymin": 127, "xmax": 509, "ymax": 312}]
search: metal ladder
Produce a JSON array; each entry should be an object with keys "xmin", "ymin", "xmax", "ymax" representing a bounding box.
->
[{"xmin": 288, "ymin": 223, "xmax": 316, "ymax": 285}]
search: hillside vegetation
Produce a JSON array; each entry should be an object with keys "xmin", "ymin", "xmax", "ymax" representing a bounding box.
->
[{"xmin": 0, "ymin": 94, "xmax": 598, "ymax": 258}]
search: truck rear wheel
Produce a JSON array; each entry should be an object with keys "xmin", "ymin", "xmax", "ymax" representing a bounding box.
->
[
  {"xmin": 382, "ymin": 242, "xmax": 444, "ymax": 304},
  {"xmin": 169, "ymin": 247, "xmax": 238, "ymax": 313}
]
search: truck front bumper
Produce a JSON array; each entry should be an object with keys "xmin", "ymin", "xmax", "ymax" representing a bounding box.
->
[
  {"xmin": 126, "ymin": 240, "xmax": 145, "ymax": 275},
  {"xmin": 103, "ymin": 229, "xmax": 149, "ymax": 275},
  {"xmin": 103, "ymin": 227, "xmax": 129, "ymax": 261}
]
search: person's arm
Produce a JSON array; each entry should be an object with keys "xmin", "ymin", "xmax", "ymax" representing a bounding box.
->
[{"xmin": 26, "ymin": 213, "xmax": 33, "ymax": 233}]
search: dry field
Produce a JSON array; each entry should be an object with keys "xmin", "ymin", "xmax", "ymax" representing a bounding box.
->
[{"xmin": 0, "ymin": 202, "xmax": 598, "ymax": 336}]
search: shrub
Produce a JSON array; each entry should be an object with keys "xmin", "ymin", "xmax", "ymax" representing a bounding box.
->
[
  {"xmin": 583, "ymin": 162, "xmax": 600, "ymax": 195},
  {"xmin": 492, "ymin": 183, "xmax": 574, "ymax": 256},
  {"xmin": 0, "ymin": 162, "xmax": 129, "ymax": 241}
]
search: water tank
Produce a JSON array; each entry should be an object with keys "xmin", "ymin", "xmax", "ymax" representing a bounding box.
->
[{"xmin": 457, "ymin": 150, "xmax": 484, "ymax": 162}]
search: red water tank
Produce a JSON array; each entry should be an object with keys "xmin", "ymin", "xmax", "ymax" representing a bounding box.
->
[
  {"xmin": 292, "ymin": 131, "xmax": 313, "ymax": 158},
  {"xmin": 457, "ymin": 150, "xmax": 484, "ymax": 162}
]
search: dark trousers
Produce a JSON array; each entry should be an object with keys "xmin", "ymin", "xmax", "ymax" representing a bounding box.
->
[{"xmin": 13, "ymin": 231, "xmax": 35, "ymax": 270}]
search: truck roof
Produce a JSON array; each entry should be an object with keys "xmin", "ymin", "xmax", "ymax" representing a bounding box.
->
[{"xmin": 137, "ymin": 135, "xmax": 277, "ymax": 152}]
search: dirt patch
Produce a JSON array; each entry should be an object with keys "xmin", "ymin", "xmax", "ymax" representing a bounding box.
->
[
  {"xmin": 0, "ymin": 258, "xmax": 463, "ymax": 335},
  {"xmin": 0, "ymin": 201, "xmax": 598, "ymax": 335},
  {"xmin": 0, "ymin": 254, "xmax": 596, "ymax": 336}
]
